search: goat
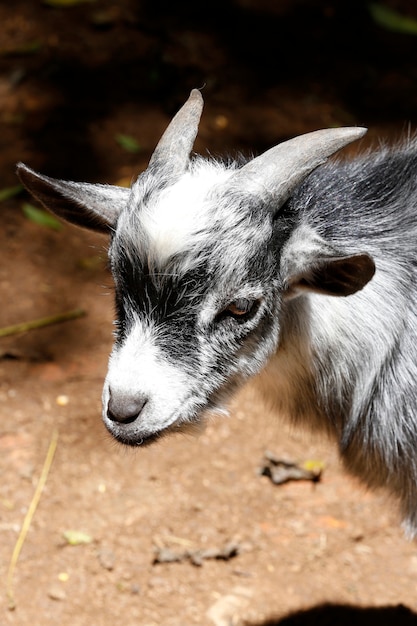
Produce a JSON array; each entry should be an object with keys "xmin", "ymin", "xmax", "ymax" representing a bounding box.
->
[{"xmin": 16, "ymin": 90, "xmax": 417, "ymax": 536}]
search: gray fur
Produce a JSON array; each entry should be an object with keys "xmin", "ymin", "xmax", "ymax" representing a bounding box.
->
[{"xmin": 16, "ymin": 93, "xmax": 417, "ymax": 536}]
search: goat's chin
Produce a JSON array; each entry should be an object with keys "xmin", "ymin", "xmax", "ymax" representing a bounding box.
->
[
  {"xmin": 106, "ymin": 415, "xmax": 210, "ymax": 448},
  {"xmin": 104, "ymin": 398, "xmax": 232, "ymax": 447},
  {"xmin": 110, "ymin": 429, "xmax": 162, "ymax": 448}
]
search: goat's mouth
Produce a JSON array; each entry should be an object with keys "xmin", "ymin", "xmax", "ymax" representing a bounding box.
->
[
  {"xmin": 103, "ymin": 400, "xmax": 206, "ymax": 447},
  {"xmin": 109, "ymin": 428, "xmax": 162, "ymax": 447},
  {"xmin": 105, "ymin": 415, "xmax": 208, "ymax": 447},
  {"xmin": 104, "ymin": 409, "xmax": 213, "ymax": 448},
  {"xmin": 103, "ymin": 417, "xmax": 175, "ymax": 447},
  {"xmin": 102, "ymin": 389, "xmax": 226, "ymax": 447}
]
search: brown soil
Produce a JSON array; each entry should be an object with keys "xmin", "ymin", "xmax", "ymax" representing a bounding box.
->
[{"xmin": 1, "ymin": 2, "xmax": 417, "ymax": 625}]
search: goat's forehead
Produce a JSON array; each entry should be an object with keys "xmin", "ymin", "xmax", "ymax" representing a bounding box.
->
[{"xmin": 113, "ymin": 163, "xmax": 272, "ymax": 273}]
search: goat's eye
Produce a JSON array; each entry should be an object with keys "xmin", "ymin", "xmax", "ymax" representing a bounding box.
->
[
  {"xmin": 226, "ymin": 298, "xmax": 255, "ymax": 317},
  {"xmin": 214, "ymin": 298, "xmax": 260, "ymax": 325}
]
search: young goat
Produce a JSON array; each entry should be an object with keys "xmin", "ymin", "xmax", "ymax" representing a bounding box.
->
[{"xmin": 17, "ymin": 90, "xmax": 417, "ymax": 535}]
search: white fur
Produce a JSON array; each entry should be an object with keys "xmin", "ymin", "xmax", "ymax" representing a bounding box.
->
[
  {"xmin": 129, "ymin": 161, "xmax": 234, "ymax": 268},
  {"xmin": 103, "ymin": 317, "xmax": 193, "ymax": 440}
]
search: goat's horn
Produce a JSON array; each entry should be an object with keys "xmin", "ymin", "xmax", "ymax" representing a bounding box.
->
[
  {"xmin": 147, "ymin": 89, "xmax": 204, "ymax": 176},
  {"xmin": 229, "ymin": 127, "xmax": 367, "ymax": 206}
]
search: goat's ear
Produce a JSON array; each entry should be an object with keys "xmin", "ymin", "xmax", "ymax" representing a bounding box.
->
[
  {"xmin": 16, "ymin": 163, "xmax": 130, "ymax": 233},
  {"xmin": 281, "ymin": 228, "xmax": 375, "ymax": 298}
]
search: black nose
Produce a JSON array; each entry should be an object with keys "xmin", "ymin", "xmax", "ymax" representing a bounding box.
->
[{"xmin": 107, "ymin": 390, "xmax": 148, "ymax": 424}]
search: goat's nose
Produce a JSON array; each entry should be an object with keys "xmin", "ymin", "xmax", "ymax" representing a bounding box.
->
[{"xmin": 106, "ymin": 390, "xmax": 148, "ymax": 424}]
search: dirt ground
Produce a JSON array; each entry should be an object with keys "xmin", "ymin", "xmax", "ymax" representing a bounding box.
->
[{"xmin": 1, "ymin": 1, "xmax": 417, "ymax": 625}]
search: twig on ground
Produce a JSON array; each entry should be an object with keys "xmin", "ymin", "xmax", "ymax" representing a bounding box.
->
[
  {"xmin": 153, "ymin": 540, "xmax": 241, "ymax": 567},
  {"xmin": 6, "ymin": 429, "xmax": 59, "ymax": 610},
  {"xmin": 0, "ymin": 309, "xmax": 86, "ymax": 338}
]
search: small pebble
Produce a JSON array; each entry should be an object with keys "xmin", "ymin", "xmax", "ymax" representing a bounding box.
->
[
  {"xmin": 214, "ymin": 114, "xmax": 229, "ymax": 130},
  {"xmin": 48, "ymin": 585, "xmax": 66, "ymax": 601},
  {"xmin": 97, "ymin": 547, "xmax": 115, "ymax": 571},
  {"xmin": 56, "ymin": 395, "xmax": 69, "ymax": 406}
]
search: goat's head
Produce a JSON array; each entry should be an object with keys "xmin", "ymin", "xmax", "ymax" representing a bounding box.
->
[{"xmin": 16, "ymin": 90, "xmax": 374, "ymax": 446}]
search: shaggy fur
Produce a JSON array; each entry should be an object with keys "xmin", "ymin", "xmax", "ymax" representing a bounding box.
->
[{"xmin": 16, "ymin": 93, "xmax": 417, "ymax": 536}]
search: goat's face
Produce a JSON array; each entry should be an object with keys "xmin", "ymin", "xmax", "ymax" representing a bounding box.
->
[
  {"xmin": 102, "ymin": 167, "xmax": 286, "ymax": 445},
  {"xmin": 16, "ymin": 90, "xmax": 373, "ymax": 446}
]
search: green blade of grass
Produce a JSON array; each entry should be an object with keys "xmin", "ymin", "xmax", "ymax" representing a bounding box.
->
[
  {"xmin": 63, "ymin": 530, "xmax": 93, "ymax": 546},
  {"xmin": 0, "ymin": 41, "xmax": 42, "ymax": 57},
  {"xmin": 115, "ymin": 134, "xmax": 142, "ymax": 154},
  {"xmin": 22, "ymin": 203, "xmax": 63, "ymax": 231},
  {"xmin": 0, "ymin": 185, "xmax": 23, "ymax": 202},
  {"xmin": 369, "ymin": 3, "xmax": 417, "ymax": 35}
]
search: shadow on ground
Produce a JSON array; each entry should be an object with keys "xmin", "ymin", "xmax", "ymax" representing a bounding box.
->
[{"xmin": 252, "ymin": 603, "xmax": 417, "ymax": 626}]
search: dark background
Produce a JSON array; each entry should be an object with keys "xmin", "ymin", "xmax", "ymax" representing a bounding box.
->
[{"xmin": 1, "ymin": 0, "xmax": 417, "ymax": 184}]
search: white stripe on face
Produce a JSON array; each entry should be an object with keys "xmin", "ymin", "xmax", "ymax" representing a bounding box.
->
[
  {"xmin": 125, "ymin": 163, "xmax": 234, "ymax": 269},
  {"xmin": 102, "ymin": 318, "xmax": 194, "ymax": 442}
]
